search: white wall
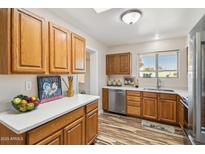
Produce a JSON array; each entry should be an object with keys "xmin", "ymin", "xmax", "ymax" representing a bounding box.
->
[
  {"xmin": 78, "ymin": 51, "xmax": 91, "ymax": 94},
  {"xmin": 107, "ymin": 37, "xmax": 188, "ymax": 89},
  {"xmin": 0, "ymin": 9, "xmax": 107, "ymax": 112}
]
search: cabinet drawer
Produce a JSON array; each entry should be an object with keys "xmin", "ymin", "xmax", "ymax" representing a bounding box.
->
[
  {"xmin": 127, "ymin": 91, "xmax": 141, "ymax": 97},
  {"xmin": 127, "ymin": 106, "xmax": 140, "ymax": 116},
  {"xmin": 86, "ymin": 101, "xmax": 98, "ymax": 113},
  {"xmin": 27, "ymin": 107, "xmax": 85, "ymax": 145},
  {"xmin": 127, "ymin": 96, "xmax": 141, "ymax": 102},
  {"xmin": 127, "ymin": 101, "xmax": 141, "ymax": 107},
  {"xmin": 159, "ymin": 93, "xmax": 177, "ymax": 101},
  {"xmin": 143, "ymin": 92, "xmax": 157, "ymax": 98}
]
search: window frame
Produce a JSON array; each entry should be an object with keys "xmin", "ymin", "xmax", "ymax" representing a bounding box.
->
[
  {"xmin": 138, "ymin": 50, "xmax": 179, "ymax": 79},
  {"xmin": 139, "ymin": 53, "xmax": 157, "ymax": 78}
]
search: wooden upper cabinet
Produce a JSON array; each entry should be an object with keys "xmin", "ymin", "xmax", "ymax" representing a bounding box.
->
[
  {"xmin": 71, "ymin": 33, "xmax": 86, "ymax": 73},
  {"xmin": 12, "ymin": 9, "xmax": 47, "ymax": 73},
  {"xmin": 0, "ymin": 9, "xmax": 11, "ymax": 74},
  {"xmin": 106, "ymin": 55, "xmax": 115, "ymax": 75},
  {"xmin": 119, "ymin": 53, "xmax": 131, "ymax": 74},
  {"xmin": 0, "ymin": 9, "xmax": 87, "ymax": 74},
  {"xmin": 49, "ymin": 22, "xmax": 71, "ymax": 73},
  {"xmin": 106, "ymin": 52, "xmax": 131, "ymax": 75}
]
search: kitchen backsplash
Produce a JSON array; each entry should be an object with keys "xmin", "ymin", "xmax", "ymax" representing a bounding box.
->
[
  {"xmin": 0, "ymin": 75, "xmax": 78, "ymax": 112},
  {"xmin": 107, "ymin": 75, "xmax": 188, "ymax": 89}
]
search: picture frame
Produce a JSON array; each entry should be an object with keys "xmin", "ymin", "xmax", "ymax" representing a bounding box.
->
[{"xmin": 37, "ymin": 76, "xmax": 63, "ymax": 103}]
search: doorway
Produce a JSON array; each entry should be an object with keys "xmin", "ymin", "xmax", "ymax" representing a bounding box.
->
[{"xmin": 78, "ymin": 47, "xmax": 98, "ymax": 95}]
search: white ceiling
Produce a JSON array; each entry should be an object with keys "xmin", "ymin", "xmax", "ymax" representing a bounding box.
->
[{"xmin": 47, "ymin": 8, "xmax": 205, "ymax": 47}]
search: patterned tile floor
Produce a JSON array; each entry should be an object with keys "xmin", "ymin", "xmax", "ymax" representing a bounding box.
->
[{"xmin": 94, "ymin": 113, "xmax": 189, "ymax": 145}]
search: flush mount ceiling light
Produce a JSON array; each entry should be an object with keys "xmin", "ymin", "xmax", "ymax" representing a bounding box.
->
[
  {"xmin": 155, "ymin": 34, "xmax": 160, "ymax": 40},
  {"xmin": 93, "ymin": 8, "xmax": 111, "ymax": 14},
  {"xmin": 121, "ymin": 9, "xmax": 142, "ymax": 25}
]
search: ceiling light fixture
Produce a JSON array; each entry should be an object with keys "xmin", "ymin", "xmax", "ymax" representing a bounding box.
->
[
  {"xmin": 155, "ymin": 34, "xmax": 160, "ymax": 40},
  {"xmin": 121, "ymin": 9, "xmax": 142, "ymax": 25},
  {"xmin": 93, "ymin": 8, "xmax": 111, "ymax": 14}
]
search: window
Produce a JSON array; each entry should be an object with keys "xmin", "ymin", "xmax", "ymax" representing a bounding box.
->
[
  {"xmin": 139, "ymin": 54, "xmax": 156, "ymax": 78},
  {"xmin": 158, "ymin": 52, "xmax": 178, "ymax": 78},
  {"xmin": 139, "ymin": 50, "xmax": 179, "ymax": 78}
]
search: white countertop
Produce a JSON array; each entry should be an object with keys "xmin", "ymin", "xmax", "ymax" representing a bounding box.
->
[
  {"xmin": 103, "ymin": 86, "xmax": 188, "ymax": 98},
  {"xmin": 0, "ymin": 94, "xmax": 100, "ymax": 134}
]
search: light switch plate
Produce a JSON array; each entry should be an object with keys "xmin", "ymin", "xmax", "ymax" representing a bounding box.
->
[{"xmin": 25, "ymin": 81, "xmax": 32, "ymax": 91}]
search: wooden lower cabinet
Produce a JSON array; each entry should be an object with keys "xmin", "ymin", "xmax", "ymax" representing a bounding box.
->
[
  {"xmin": 85, "ymin": 101, "xmax": 98, "ymax": 144},
  {"xmin": 142, "ymin": 97, "xmax": 158, "ymax": 120},
  {"xmin": 86, "ymin": 109, "xmax": 98, "ymax": 144},
  {"xmin": 0, "ymin": 100, "xmax": 99, "ymax": 145},
  {"xmin": 102, "ymin": 88, "xmax": 109, "ymax": 111},
  {"xmin": 177, "ymin": 101, "xmax": 185, "ymax": 128},
  {"xmin": 64, "ymin": 117, "xmax": 85, "ymax": 145},
  {"xmin": 36, "ymin": 130, "xmax": 63, "ymax": 145},
  {"xmin": 158, "ymin": 99, "xmax": 176, "ymax": 123},
  {"xmin": 126, "ymin": 91, "xmax": 142, "ymax": 117},
  {"xmin": 127, "ymin": 106, "xmax": 141, "ymax": 116}
]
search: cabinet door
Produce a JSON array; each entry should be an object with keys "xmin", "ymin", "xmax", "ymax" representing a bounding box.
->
[
  {"xmin": 36, "ymin": 130, "xmax": 63, "ymax": 145},
  {"xmin": 106, "ymin": 55, "xmax": 115, "ymax": 75},
  {"xmin": 71, "ymin": 33, "xmax": 86, "ymax": 73},
  {"xmin": 102, "ymin": 88, "xmax": 109, "ymax": 111},
  {"xmin": 106, "ymin": 54, "xmax": 120, "ymax": 75},
  {"xmin": 119, "ymin": 53, "xmax": 131, "ymax": 74},
  {"xmin": 64, "ymin": 117, "xmax": 85, "ymax": 145},
  {"xmin": 158, "ymin": 100, "xmax": 176, "ymax": 123},
  {"xmin": 106, "ymin": 55, "xmax": 112, "ymax": 75},
  {"xmin": 177, "ymin": 102, "xmax": 184, "ymax": 128},
  {"xmin": 49, "ymin": 22, "xmax": 71, "ymax": 73},
  {"xmin": 142, "ymin": 98, "xmax": 158, "ymax": 120},
  {"xmin": 12, "ymin": 9, "xmax": 47, "ymax": 73},
  {"xmin": 86, "ymin": 109, "xmax": 98, "ymax": 144},
  {"xmin": 106, "ymin": 53, "xmax": 131, "ymax": 75}
]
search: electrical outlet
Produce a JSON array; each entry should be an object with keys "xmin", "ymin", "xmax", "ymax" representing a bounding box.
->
[{"xmin": 25, "ymin": 81, "xmax": 32, "ymax": 91}]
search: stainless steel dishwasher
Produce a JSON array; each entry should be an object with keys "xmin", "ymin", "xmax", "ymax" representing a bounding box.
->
[{"xmin": 108, "ymin": 89, "xmax": 126, "ymax": 115}]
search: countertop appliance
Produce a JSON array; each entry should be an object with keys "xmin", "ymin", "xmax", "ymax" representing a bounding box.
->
[
  {"xmin": 188, "ymin": 14, "xmax": 205, "ymax": 144},
  {"xmin": 108, "ymin": 89, "xmax": 126, "ymax": 114}
]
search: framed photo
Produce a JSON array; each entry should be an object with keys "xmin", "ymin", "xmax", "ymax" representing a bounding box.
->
[{"xmin": 37, "ymin": 76, "xmax": 63, "ymax": 103}]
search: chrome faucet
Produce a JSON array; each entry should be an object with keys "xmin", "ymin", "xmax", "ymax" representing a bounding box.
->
[{"xmin": 157, "ymin": 78, "xmax": 161, "ymax": 89}]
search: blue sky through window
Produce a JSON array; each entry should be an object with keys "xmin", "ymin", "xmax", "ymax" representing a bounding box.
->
[
  {"xmin": 158, "ymin": 54, "xmax": 177, "ymax": 70},
  {"xmin": 140, "ymin": 53, "xmax": 177, "ymax": 71},
  {"xmin": 140, "ymin": 55, "xmax": 155, "ymax": 70}
]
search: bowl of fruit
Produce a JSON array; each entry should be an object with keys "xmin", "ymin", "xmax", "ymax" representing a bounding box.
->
[{"xmin": 11, "ymin": 95, "xmax": 40, "ymax": 112}]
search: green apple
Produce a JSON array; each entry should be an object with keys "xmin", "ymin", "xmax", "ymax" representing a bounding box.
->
[
  {"xmin": 26, "ymin": 103, "xmax": 34, "ymax": 110},
  {"xmin": 13, "ymin": 98, "xmax": 21, "ymax": 105},
  {"xmin": 19, "ymin": 106, "xmax": 27, "ymax": 112}
]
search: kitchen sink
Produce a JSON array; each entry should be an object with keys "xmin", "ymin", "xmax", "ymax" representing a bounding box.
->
[{"xmin": 143, "ymin": 88, "xmax": 175, "ymax": 92}]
